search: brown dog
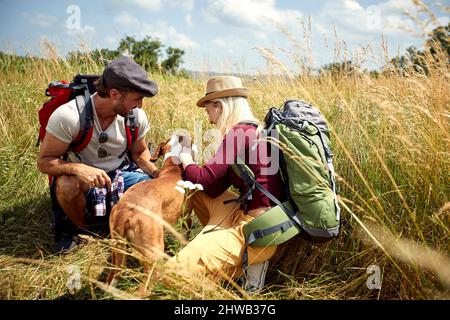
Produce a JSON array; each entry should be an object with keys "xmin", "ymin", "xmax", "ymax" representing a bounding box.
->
[{"xmin": 106, "ymin": 135, "xmax": 190, "ymax": 293}]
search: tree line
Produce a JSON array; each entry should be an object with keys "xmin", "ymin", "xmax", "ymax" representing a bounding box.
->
[{"xmin": 67, "ymin": 35, "xmax": 187, "ymax": 76}]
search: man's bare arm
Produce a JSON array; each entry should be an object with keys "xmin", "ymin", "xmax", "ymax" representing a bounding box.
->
[
  {"xmin": 37, "ymin": 133, "xmax": 111, "ymax": 189},
  {"xmin": 131, "ymin": 138, "xmax": 158, "ymax": 177}
]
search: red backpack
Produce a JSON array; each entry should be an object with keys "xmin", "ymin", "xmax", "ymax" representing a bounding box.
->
[{"xmin": 37, "ymin": 74, "xmax": 139, "ymax": 183}]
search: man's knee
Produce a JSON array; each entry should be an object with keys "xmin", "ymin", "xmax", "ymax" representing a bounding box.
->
[{"xmin": 55, "ymin": 176, "xmax": 84, "ymax": 200}]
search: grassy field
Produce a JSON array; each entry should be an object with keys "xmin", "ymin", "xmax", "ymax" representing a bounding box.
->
[{"xmin": 0, "ymin": 46, "xmax": 448, "ymax": 300}]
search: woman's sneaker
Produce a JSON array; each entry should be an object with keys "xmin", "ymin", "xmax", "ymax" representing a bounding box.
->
[{"xmin": 243, "ymin": 260, "xmax": 269, "ymax": 295}]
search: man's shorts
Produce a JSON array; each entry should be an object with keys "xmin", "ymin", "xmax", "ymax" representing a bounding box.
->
[
  {"xmin": 84, "ymin": 168, "xmax": 151, "ymax": 217},
  {"xmin": 119, "ymin": 169, "xmax": 152, "ymax": 191},
  {"xmin": 50, "ymin": 164, "xmax": 152, "ymax": 220}
]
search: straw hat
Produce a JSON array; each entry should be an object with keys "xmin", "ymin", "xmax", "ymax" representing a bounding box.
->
[{"xmin": 196, "ymin": 76, "xmax": 249, "ymax": 107}]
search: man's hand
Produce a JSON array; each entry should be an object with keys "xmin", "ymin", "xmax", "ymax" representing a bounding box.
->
[
  {"xmin": 38, "ymin": 132, "xmax": 111, "ymax": 190},
  {"xmin": 74, "ymin": 164, "xmax": 112, "ymax": 190}
]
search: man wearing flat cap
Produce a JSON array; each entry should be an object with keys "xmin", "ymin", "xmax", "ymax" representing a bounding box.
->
[{"xmin": 38, "ymin": 56, "xmax": 158, "ymax": 251}]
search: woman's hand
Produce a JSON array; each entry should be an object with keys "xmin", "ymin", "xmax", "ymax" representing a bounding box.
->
[{"xmin": 179, "ymin": 145, "xmax": 197, "ymax": 169}]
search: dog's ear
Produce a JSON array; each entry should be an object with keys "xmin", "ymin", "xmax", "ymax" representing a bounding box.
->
[{"xmin": 149, "ymin": 140, "xmax": 167, "ymax": 162}]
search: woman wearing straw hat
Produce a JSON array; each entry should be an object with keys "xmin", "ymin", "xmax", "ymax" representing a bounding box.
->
[{"xmin": 171, "ymin": 76, "xmax": 286, "ymax": 292}]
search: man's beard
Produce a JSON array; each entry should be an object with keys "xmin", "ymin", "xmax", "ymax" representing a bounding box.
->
[{"xmin": 113, "ymin": 100, "xmax": 127, "ymax": 117}]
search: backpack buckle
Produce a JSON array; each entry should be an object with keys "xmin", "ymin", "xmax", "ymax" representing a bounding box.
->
[
  {"xmin": 252, "ymin": 229, "xmax": 264, "ymax": 239},
  {"xmin": 127, "ymin": 111, "xmax": 136, "ymax": 130}
]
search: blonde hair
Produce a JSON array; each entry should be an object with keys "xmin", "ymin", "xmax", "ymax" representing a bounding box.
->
[{"xmin": 215, "ymin": 96, "xmax": 260, "ymax": 137}]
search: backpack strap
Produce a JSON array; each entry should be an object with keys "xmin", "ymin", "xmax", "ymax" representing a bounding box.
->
[
  {"xmin": 242, "ymin": 212, "xmax": 296, "ymax": 274},
  {"xmin": 302, "ymin": 121, "xmax": 340, "ymax": 223},
  {"xmin": 126, "ymin": 109, "xmax": 139, "ymax": 148},
  {"xmin": 313, "ymin": 125, "xmax": 341, "ymax": 222},
  {"xmin": 231, "ymin": 159, "xmax": 300, "ymax": 225},
  {"xmin": 233, "ymin": 160, "xmax": 304, "ymax": 277},
  {"xmin": 119, "ymin": 109, "xmax": 140, "ymax": 159},
  {"xmin": 225, "ymin": 161, "xmax": 256, "ymax": 212},
  {"xmin": 70, "ymin": 92, "xmax": 94, "ymax": 153},
  {"xmin": 223, "ymin": 121, "xmax": 260, "ymax": 209}
]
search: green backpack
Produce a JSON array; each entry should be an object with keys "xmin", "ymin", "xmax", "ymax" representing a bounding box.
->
[{"xmin": 233, "ymin": 100, "xmax": 341, "ymax": 270}]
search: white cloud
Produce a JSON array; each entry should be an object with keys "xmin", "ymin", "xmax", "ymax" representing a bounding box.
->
[
  {"xmin": 209, "ymin": 37, "xmax": 240, "ymax": 56},
  {"xmin": 309, "ymin": 0, "xmax": 427, "ymax": 53},
  {"xmin": 105, "ymin": 35, "xmax": 119, "ymax": 45},
  {"xmin": 316, "ymin": 0, "xmax": 423, "ymax": 37},
  {"xmin": 114, "ymin": 12, "xmax": 141, "ymax": 29},
  {"xmin": 169, "ymin": 0, "xmax": 195, "ymax": 12},
  {"xmin": 203, "ymin": 0, "xmax": 302, "ymax": 31},
  {"xmin": 169, "ymin": 29, "xmax": 198, "ymax": 49},
  {"xmin": 431, "ymin": 16, "xmax": 450, "ymax": 32},
  {"xmin": 379, "ymin": 0, "xmax": 449, "ymax": 35},
  {"xmin": 141, "ymin": 21, "xmax": 198, "ymax": 49},
  {"xmin": 381, "ymin": 0, "xmax": 416, "ymax": 11},
  {"xmin": 319, "ymin": 0, "xmax": 372, "ymax": 34},
  {"xmin": 117, "ymin": 0, "xmax": 194, "ymax": 12},
  {"xmin": 66, "ymin": 25, "xmax": 96, "ymax": 39},
  {"xmin": 112, "ymin": 12, "xmax": 197, "ymax": 49},
  {"xmin": 120, "ymin": 0, "xmax": 162, "ymax": 11},
  {"xmin": 22, "ymin": 12, "xmax": 58, "ymax": 28},
  {"xmin": 185, "ymin": 14, "xmax": 193, "ymax": 26},
  {"xmin": 211, "ymin": 37, "xmax": 227, "ymax": 48}
]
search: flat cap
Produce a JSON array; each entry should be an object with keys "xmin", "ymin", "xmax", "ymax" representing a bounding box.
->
[{"xmin": 103, "ymin": 56, "xmax": 158, "ymax": 97}]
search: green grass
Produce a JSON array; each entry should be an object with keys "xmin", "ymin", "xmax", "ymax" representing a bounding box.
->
[{"xmin": 0, "ymin": 48, "xmax": 448, "ymax": 300}]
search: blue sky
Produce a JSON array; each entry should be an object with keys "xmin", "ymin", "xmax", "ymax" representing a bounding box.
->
[{"xmin": 1, "ymin": 0, "xmax": 448, "ymax": 73}]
